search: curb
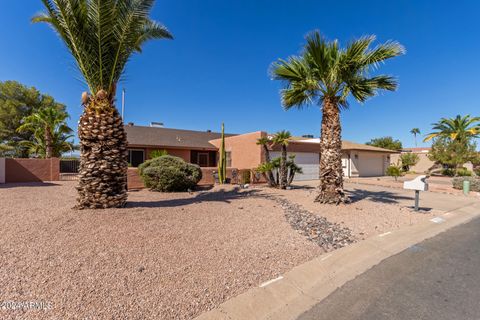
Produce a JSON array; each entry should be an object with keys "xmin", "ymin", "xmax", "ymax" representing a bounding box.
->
[{"xmin": 195, "ymin": 203, "xmax": 480, "ymax": 320}]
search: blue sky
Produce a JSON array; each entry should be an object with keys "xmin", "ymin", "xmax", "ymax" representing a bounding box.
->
[{"xmin": 0, "ymin": 0, "xmax": 479, "ymax": 148}]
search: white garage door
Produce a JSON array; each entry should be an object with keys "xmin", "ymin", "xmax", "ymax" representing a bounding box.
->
[
  {"xmin": 357, "ymin": 153, "xmax": 385, "ymax": 177},
  {"xmin": 270, "ymin": 152, "xmax": 319, "ymax": 181}
]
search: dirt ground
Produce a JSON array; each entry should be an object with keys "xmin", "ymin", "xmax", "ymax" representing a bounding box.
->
[{"xmin": 0, "ymin": 182, "xmax": 322, "ymax": 320}]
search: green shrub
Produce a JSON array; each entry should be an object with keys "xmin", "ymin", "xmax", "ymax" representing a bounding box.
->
[
  {"xmin": 452, "ymin": 177, "xmax": 480, "ymax": 192},
  {"xmin": 149, "ymin": 149, "xmax": 168, "ymax": 158},
  {"xmin": 442, "ymin": 168, "xmax": 455, "ymax": 177},
  {"xmin": 456, "ymin": 167, "xmax": 472, "ymax": 176},
  {"xmin": 139, "ymin": 155, "xmax": 202, "ymax": 192},
  {"xmin": 475, "ymin": 167, "xmax": 480, "ymax": 176},
  {"xmin": 386, "ymin": 165, "xmax": 402, "ymax": 181}
]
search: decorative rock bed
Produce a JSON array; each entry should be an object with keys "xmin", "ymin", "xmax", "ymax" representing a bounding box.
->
[{"xmin": 272, "ymin": 196, "xmax": 356, "ymax": 251}]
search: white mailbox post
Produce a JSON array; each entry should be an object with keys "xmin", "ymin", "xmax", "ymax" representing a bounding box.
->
[{"xmin": 403, "ymin": 175, "xmax": 429, "ymax": 211}]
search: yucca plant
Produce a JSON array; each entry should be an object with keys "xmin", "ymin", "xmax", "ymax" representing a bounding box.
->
[
  {"xmin": 33, "ymin": 0, "xmax": 172, "ymax": 208},
  {"xmin": 272, "ymin": 31, "xmax": 404, "ymax": 203}
]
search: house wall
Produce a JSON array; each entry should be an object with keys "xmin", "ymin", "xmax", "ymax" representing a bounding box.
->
[
  {"xmin": 0, "ymin": 158, "xmax": 5, "ymax": 183},
  {"xmin": 391, "ymin": 152, "xmax": 434, "ymax": 173},
  {"xmin": 210, "ymin": 131, "xmax": 264, "ymax": 170},
  {"xmin": 347, "ymin": 151, "xmax": 390, "ymax": 177},
  {"xmin": 5, "ymin": 158, "xmax": 60, "ymax": 182}
]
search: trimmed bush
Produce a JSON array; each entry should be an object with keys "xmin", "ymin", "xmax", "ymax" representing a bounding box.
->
[
  {"xmin": 456, "ymin": 167, "xmax": 472, "ymax": 176},
  {"xmin": 386, "ymin": 165, "xmax": 402, "ymax": 181},
  {"xmin": 139, "ymin": 155, "xmax": 202, "ymax": 192},
  {"xmin": 452, "ymin": 177, "xmax": 480, "ymax": 192}
]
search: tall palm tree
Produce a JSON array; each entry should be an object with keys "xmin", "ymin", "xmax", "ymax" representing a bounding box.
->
[
  {"xmin": 21, "ymin": 124, "xmax": 75, "ymax": 158},
  {"xmin": 33, "ymin": 0, "xmax": 172, "ymax": 208},
  {"xmin": 410, "ymin": 128, "xmax": 420, "ymax": 147},
  {"xmin": 17, "ymin": 106, "xmax": 72, "ymax": 158},
  {"xmin": 424, "ymin": 115, "xmax": 480, "ymax": 144},
  {"xmin": 272, "ymin": 130, "xmax": 291, "ymax": 189},
  {"xmin": 256, "ymin": 136, "xmax": 277, "ymax": 187},
  {"xmin": 272, "ymin": 31, "xmax": 404, "ymax": 203}
]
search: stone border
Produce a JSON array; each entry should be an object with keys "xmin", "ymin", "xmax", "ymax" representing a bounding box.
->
[{"xmin": 195, "ymin": 203, "xmax": 480, "ymax": 320}]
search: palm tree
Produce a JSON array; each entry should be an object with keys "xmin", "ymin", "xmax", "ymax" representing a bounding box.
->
[
  {"xmin": 424, "ymin": 115, "xmax": 480, "ymax": 144},
  {"xmin": 20, "ymin": 124, "xmax": 75, "ymax": 158},
  {"xmin": 256, "ymin": 136, "xmax": 277, "ymax": 187},
  {"xmin": 17, "ymin": 106, "xmax": 72, "ymax": 158},
  {"xmin": 272, "ymin": 31, "xmax": 404, "ymax": 203},
  {"xmin": 33, "ymin": 0, "xmax": 172, "ymax": 208},
  {"xmin": 272, "ymin": 130, "xmax": 291, "ymax": 189},
  {"xmin": 410, "ymin": 128, "xmax": 420, "ymax": 147}
]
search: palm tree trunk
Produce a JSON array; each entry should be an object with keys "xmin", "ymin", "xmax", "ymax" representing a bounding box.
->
[
  {"xmin": 262, "ymin": 144, "xmax": 277, "ymax": 187},
  {"xmin": 76, "ymin": 93, "xmax": 128, "ymax": 209},
  {"xmin": 45, "ymin": 129, "xmax": 53, "ymax": 158},
  {"xmin": 280, "ymin": 145, "xmax": 288, "ymax": 189},
  {"xmin": 315, "ymin": 97, "xmax": 349, "ymax": 204}
]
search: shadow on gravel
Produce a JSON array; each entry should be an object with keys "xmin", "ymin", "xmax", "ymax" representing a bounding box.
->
[
  {"xmin": 0, "ymin": 182, "xmax": 60, "ymax": 188},
  {"xmin": 126, "ymin": 188, "xmax": 263, "ymax": 208},
  {"xmin": 347, "ymin": 188, "xmax": 413, "ymax": 204}
]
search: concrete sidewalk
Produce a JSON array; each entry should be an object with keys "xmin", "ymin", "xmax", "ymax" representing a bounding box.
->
[{"xmin": 195, "ymin": 200, "xmax": 480, "ymax": 320}]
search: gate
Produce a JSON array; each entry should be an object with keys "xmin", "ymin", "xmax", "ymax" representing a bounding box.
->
[{"xmin": 60, "ymin": 159, "xmax": 80, "ymax": 181}]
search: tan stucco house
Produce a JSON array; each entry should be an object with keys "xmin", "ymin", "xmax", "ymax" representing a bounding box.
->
[{"xmin": 125, "ymin": 124, "xmax": 397, "ymax": 180}]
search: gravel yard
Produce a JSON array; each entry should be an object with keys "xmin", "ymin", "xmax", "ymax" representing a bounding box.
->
[{"xmin": 0, "ymin": 182, "xmax": 322, "ymax": 320}]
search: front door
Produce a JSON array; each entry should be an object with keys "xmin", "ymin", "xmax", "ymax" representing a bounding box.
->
[{"xmin": 197, "ymin": 153, "xmax": 209, "ymax": 167}]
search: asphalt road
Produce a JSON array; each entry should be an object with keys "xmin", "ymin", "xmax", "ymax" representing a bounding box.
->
[{"xmin": 298, "ymin": 217, "xmax": 480, "ymax": 320}]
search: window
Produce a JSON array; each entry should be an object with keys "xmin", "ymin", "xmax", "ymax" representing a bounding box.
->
[
  {"xmin": 226, "ymin": 151, "xmax": 232, "ymax": 167},
  {"xmin": 128, "ymin": 149, "xmax": 145, "ymax": 167}
]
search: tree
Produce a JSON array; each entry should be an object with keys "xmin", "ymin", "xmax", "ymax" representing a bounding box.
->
[
  {"xmin": 17, "ymin": 106, "xmax": 72, "ymax": 158},
  {"xmin": 410, "ymin": 128, "xmax": 420, "ymax": 147},
  {"xmin": 366, "ymin": 136, "xmax": 403, "ymax": 151},
  {"xmin": 0, "ymin": 80, "xmax": 66, "ymax": 157},
  {"xmin": 256, "ymin": 136, "xmax": 277, "ymax": 187},
  {"xmin": 428, "ymin": 137, "xmax": 478, "ymax": 174},
  {"xmin": 272, "ymin": 31, "xmax": 404, "ymax": 203},
  {"xmin": 272, "ymin": 130, "xmax": 291, "ymax": 189},
  {"xmin": 386, "ymin": 164, "xmax": 402, "ymax": 181},
  {"xmin": 399, "ymin": 153, "xmax": 419, "ymax": 172},
  {"xmin": 424, "ymin": 115, "xmax": 480, "ymax": 144},
  {"xmin": 34, "ymin": 0, "xmax": 172, "ymax": 209}
]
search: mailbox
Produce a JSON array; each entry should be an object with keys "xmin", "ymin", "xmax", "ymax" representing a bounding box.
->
[
  {"xmin": 403, "ymin": 175, "xmax": 429, "ymax": 211},
  {"xmin": 403, "ymin": 175, "xmax": 429, "ymax": 191}
]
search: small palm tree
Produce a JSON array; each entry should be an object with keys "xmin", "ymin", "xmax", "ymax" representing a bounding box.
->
[
  {"xmin": 272, "ymin": 130, "xmax": 291, "ymax": 189},
  {"xmin": 33, "ymin": 0, "xmax": 172, "ymax": 208},
  {"xmin": 410, "ymin": 128, "xmax": 420, "ymax": 147},
  {"xmin": 17, "ymin": 106, "xmax": 72, "ymax": 158},
  {"xmin": 256, "ymin": 136, "xmax": 277, "ymax": 187},
  {"xmin": 272, "ymin": 31, "xmax": 404, "ymax": 203},
  {"xmin": 424, "ymin": 115, "xmax": 480, "ymax": 144}
]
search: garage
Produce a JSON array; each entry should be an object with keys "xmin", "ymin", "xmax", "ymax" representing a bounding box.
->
[
  {"xmin": 355, "ymin": 152, "xmax": 386, "ymax": 177},
  {"xmin": 270, "ymin": 151, "xmax": 319, "ymax": 181}
]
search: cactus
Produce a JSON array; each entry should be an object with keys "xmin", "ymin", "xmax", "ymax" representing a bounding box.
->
[{"xmin": 217, "ymin": 123, "xmax": 227, "ymax": 184}]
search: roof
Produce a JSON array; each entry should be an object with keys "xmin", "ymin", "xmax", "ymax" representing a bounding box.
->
[
  {"xmin": 125, "ymin": 125, "xmax": 236, "ymax": 150},
  {"xmin": 293, "ymin": 138, "xmax": 398, "ymax": 153},
  {"xmin": 402, "ymin": 147, "xmax": 431, "ymax": 153}
]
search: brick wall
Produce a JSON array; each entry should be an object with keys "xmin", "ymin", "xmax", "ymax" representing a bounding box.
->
[{"xmin": 4, "ymin": 158, "xmax": 60, "ymax": 183}]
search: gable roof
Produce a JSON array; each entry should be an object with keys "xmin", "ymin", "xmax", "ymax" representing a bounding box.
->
[
  {"xmin": 292, "ymin": 138, "xmax": 398, "ymax": 153},
  {"xmin": 125, "ymin": 125, "xmax": 236, "ymax": 150}
]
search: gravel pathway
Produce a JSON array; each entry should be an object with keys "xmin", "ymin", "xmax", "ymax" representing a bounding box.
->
[{"xmin": 0, "ymin": 182, "xmax": 323, "ymax": 320}]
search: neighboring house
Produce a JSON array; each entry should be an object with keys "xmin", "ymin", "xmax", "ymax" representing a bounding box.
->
[
  {"xmin": 125, "ymin": 124, "xmax": 235, "ymax": 167},
  {"xmin": 126, "ymin": 125, "xmax": 397, "ymax": 180},
  {"xmin": 390, "ymin": 147, "xmax": 434, "ymax": 173}
]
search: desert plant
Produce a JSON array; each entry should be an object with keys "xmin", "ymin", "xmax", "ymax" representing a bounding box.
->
[
  {"xmin": 399, "ymin": 153, "xmax": 420, "ymax": 172},
  {"xmin": 217, "ymin": 123, "xmax": 227, "ymax": 184},
  {"xmin": 410, "ymin": 128, "xmax": 420, "ymax": 147},
  {"xmin": 33, "ymin": 0, "xmax": 172, "ymax": 208},
  {"xmin": 386, "ymin": 164, "xmax": 402, "ymax": 181},
  {"xmin": 256, "ymin": 136, "xmax": 277, "ymax": 187},
  {"xmin": 149, "ymin": 149, "xmax": 168, "ymax": 158},
  {"xmin": 452, "ymin": 177, "xmax": 480, "ymax": 192},
  {"xmin": 17, "ymin": 106, "xmax": 73, "ymax": 158},
  {"xmin": 139, "ymin": 155, "xmax": 202, "ymax": 192},
  {"xmin": 272, "ymin": 31, "xmax": 404, "ymax": 203},
  {"xmin": 272, "ymin": 130, "xmax": 291, "ymax": 189}
]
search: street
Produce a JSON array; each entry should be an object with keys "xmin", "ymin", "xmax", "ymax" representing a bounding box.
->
[{"xmin": 298, "ymin": 217, "xmax": 480, "ymax": 320}]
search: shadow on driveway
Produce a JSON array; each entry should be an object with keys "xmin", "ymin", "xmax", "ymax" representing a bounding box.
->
[{"xmin": 346, "ymin": 188, "xmax": 413, "ymax": 204}]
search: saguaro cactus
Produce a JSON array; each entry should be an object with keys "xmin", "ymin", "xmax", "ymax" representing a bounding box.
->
[{"xmin": 217, "ymin": 123, "xmax": 227, "ymax": 184}]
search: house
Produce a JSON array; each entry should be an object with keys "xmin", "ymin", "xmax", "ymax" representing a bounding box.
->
[
  {"xmin": 390, "ymin": 147, "xmax": 434, "ymax": 173},
  {"xmin": 126, "ymin": 125, "xmax": 397, "ymax": 180},
  {"xmin": 124, "ymin": 124, "xmax": 235, "ymax": 167}
]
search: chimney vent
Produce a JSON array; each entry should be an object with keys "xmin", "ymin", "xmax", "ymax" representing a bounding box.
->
[
  {"xmin": 302, "ymin": 134, "xmax": 314, "ymax": 138},
  {"xmin": 127, "ymin": 122, "xmax": 134, "ymax": 126}
]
